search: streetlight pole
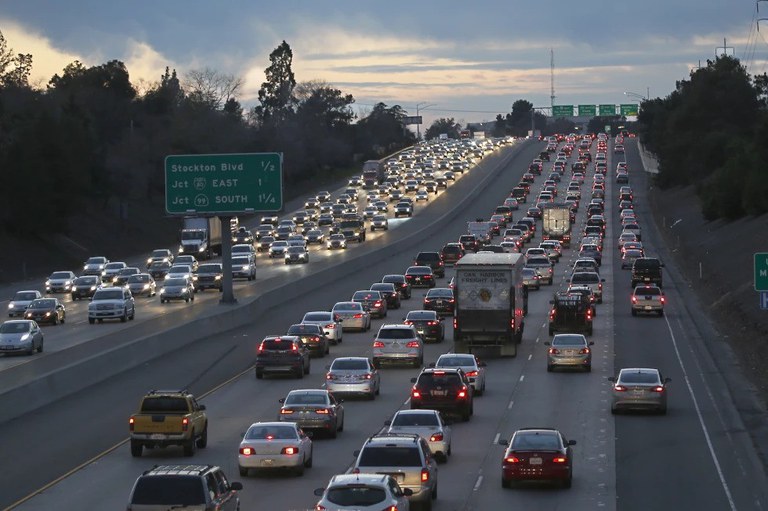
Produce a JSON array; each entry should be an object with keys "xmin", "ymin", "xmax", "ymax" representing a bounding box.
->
[
  {"xmin": 624, "ymin": 90, "xmax": 648, "ymax": 101},
  {"xmin": 415, "ymin": 102, "xmax": 435, "ymax": 140}
]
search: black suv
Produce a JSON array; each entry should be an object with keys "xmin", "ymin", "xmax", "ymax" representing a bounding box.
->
[
  {"xmin": 410, "ymin": 368, "xmax": 474, "ymax": 421},
  {"xmin": 631, "ymin": 257, "xmax": 664, "ymax": 288},
  {"xmin": 414, "ymin": 252, "xmax": 445, "ymax": 278},
  {"xmin": 255, "ymin": 335, "xmax": 311, "ymax": 379},
  {"xmin": 195, "ymin": 263, "xmax": 224, "ymax": 292},
  {"xmin": 548, "ymin": 291, "xmax": 594, "ymax": 336},
  {"xmin": 286, "ymin": 323, "xmax": 329, "ymax": 357},
  {"xmin": 458, "ymin": 235, "xmax": 479, "ymax": 253},
  {"xmin": 382, "ymin": 274, "xmax": 412, "ymax": 300},
  {"xmin": 126, "ymin": 464, "xmax": 242, "ymax": 511}
]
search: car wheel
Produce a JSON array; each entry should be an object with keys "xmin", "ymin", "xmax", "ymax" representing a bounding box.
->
[
  {"xmin": 38, "ymin": 339, "xmax": 44, "ymax": 353},
  {"xmin": 305, "ymin": 448, "xmax": 313, "ymax": 468},
  {"xmin": 585, "ymin": 364, "xmax": 592, "ymax": 373},
  {"xmin": 659, "ymin": 405, "xmax": 668, "ymax": 415},
  {"xmin": 305, "ymin": 361, "xmax": 311, "ymax": 375},
  {"xmin": 121, "ymin": 309, "xmax": 128, "ymax": 322},
  {"xmin": 294, "ymin": 464, "xmax": 305, "ymax": 477},
  {"xmin": 238, "ymin": 466, "xmax": 248, "ymax": 477},
  {"xmin": 296, "ymin": 366, "xmax": 304, "ymax": 379},
  {"xmin": 183, "ymin": 438, "xmax": 196, "ymax": 457},
  {"xmin": 89, "ymin": 318, "xmax": 95, "ymax": 324},
  {"xmin": 255, "ymin": 370, "xmax": 263, "ymax": 379},
  {"xmin": 98, "ymin": 318, "xmax": 103, "ymax": 323},
  {"xmin": 130, "ymin": 441, "xmax": 143, "ymax": 457},
  {"xmin": 196, "ymin": 425, "xmax": 208, "ymax": 448},
  {"xmin": 659, "ymin": 309, "xmax": 665, "ymax": 316},
  {"xmin": 130, "ymin": 309, "xmax": 135, "ymax": 320},
  {"xmin": 563, "ymin": 474, "xmax": 573, "ymax": 489},
  {"xmin": 185, "ymin": 297, "xmax": 190, "ymax": 303},
  {"xmin": 547, "ymin": 364, "xmax": 554, "ymax": 372},
  {"xmin": 53, "ymin": 315, "xmax": 59, "ymax": 325}
]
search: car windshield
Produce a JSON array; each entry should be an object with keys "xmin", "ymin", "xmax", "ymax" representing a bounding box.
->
[
  {"xmin": 353, "ymin": 291, "xmax": 379, "ymax": 300},
  {"xmin": 303, "ymin": 312, "xmax": 331, "ymax": 322},
  {"xmin": 358, "ymin": 446, "xmax": 422, "ymax": 467},
  {"xmin": 128, "ymin": 275, "xmax": 150, "ymax": 283},
  {"xmin": 288, "ymin": 324, "xmax": 319, "ymax": 335},
  {"xmin": 130, "ymin": 476, "xmax": 205, "ymax": 506},
  {"xmin": 620, "ymin": 371, "xmax": 660, "ymax": 384},
  {"xmin": 552, "ymin": 335, "xmax": 586, "ymax": 347},
  {"xmin": 511, "ymin": 432, "xmax": 561, "ymax": 450},
  {"xmin": 382, "ymin": 276, "xmax": 404, "ymax": 284},
  {"xmin": 50, "ymin": 272, "xmax": 71, "ymax": 279},
  {"xmin": 245, "ymin": 425, "xmax": 297, "ymax": 440},
  {"xmin": 198, "ymin": 265, "xmax": 221, "ymax": 274},
  {"xmin": 285, "ymin": 392, "xmax": 328, "ymax": 406},
  {"xmin": 571, "ymin": 273, "xmax": 599, "ymax": 284},
  {"xmin": 94, "ymin": 289, "xmax": 123, "ymax": 300},
  {"xmin": 150, "ymin": 250, "xmax": 167, "ymax": 258},
  {"xmin": 437, "ymin": 356, "xmax": 475, "ymax": 367},
  {"xmin": 635, "ymin": 287, "xmax": 661, "ymax": 295},
  {"xmin": 392, "ymin": 412, "xmax": 439, "ymax": 427},
  {"xmin": 13, "ymin": 292, "xmax": 38, "ymax": 301},
  {"xmin": 333, "ymin": 303, "xmax": 360, "ymax": 312},
  {"xmin": 86, "ymin": 257, "xmax": 106, "ymax": 264},
  {"xmin": 169, "ymin": 266, "xmax": 191, "ymax": 273},
  {"xmin": 164, "ymin": 278, "xmax": 187, "ymax": 287},
  {"xmin": 370, "ymin": 284, "xmax": 394, "ymax": 293},
  {"xmin": 427, "ymin": 289, "xmax": 453, "ymax": 298},
  {"xmin": 232, "ymin": 257, "xmax": 250, "ymax": 265},
  {"xmin": 0, "ymin": 322, "xmax": 31, "ymax": 333},
  {"xmin": 326, "ymin": 487, "xmax": 386, "ymax": 506},
  {"xmin": 105, "ymin": 263, "xmax": 124, "ymax": 270},
  {"xmin": 407, "ymin": 267, "xmax": 431, "ymax": 275},
  {"xmin": 407, "ymin": 311, "xmax": 437, "ymax": 321},
  {"xmin": 181, "ymin": 231, "xmax": 206, "ymax": 240},
  {"xmin": 377, "ymin": 328, "xmax": 415, "ymax": 339},
  {"xmin": 331, "ymin": 359, "xmax": 369, "ymax": 370}
]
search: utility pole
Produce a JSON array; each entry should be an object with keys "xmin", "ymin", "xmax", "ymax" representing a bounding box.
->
[
  {"xmin": 415, "ymin": 102, "xmax": 435, "ymax": 140},
  {"xmin": 550, "ymin": 48, "xmax": 555, "ymax": 109},
  {"xmin": 715, "ymin": 37, "xmax": 734, "ymax": 57}
]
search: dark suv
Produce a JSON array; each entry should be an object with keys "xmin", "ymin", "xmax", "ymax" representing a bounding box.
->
[
  {"xmin": 440, "ymin": 243, "xmax": 465, "ymax": 265},
  {"xmin": 414, "ymin": 252, "xmax": 445, "ymax": 278},
  {"xmin": 126, "ymin": 464, "xmax": 242, "ymax": 511},
  {"xmin": 382, "ymin": 274, "xmax": 412, "ymax": 300},
  {"xmin": 458, "ymin": 235, "xmax": 479, "ymax": 253},
  {"xmin": 195, "ymin": 263, "xmax": 224, "ymax": 292},
  {"xmin": 548, "ymin": 291, "xmax": 593, "ymax": 336},
  {"xmin": 410, "ymin": 368, "xmax": 474, "ymax": 421},
  {"xmin": 631, "ymin": 257, "xmax": 664, "ymax": 288},
  {"xmin": 255, "ymin": 335, "xmax": 311, "ymax": 379}
]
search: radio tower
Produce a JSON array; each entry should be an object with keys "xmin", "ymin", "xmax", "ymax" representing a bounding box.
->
[{"xmin": 550, "ymin": 48, "xmax": 555, "ymax": 109}]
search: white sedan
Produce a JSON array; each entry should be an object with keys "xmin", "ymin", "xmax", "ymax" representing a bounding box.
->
[
  {"xmin": 238, "ymin": 422, "xmax": 313, "ymax": 476},
  {"xmin": 433, "ymin": 353, "xmax": 487, "ymax": 395}
]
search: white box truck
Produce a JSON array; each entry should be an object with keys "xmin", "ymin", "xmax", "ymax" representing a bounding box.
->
[
  {"xmin": 453, "ymin": 253, "xmax": 526, "ymax": 357},
  {"xmin": 179, "ymin": 217, "xmax": 222, "ymax": 260},
  {"xmin": 541, "ymin": 203, "xmax": 572, "ymax": 248}
]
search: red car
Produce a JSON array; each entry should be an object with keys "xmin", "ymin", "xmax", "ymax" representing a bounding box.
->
[{"xmin": 499, "ymin": 428, "xmax": 576, "ymax": 488}]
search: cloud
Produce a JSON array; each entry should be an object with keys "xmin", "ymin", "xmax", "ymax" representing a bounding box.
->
[{"xmin": 123, "ymin": 39, "xmax": 178, "ymax": 90}]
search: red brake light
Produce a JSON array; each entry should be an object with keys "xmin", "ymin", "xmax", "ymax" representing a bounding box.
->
[
  {"xmin": 129, "ymin": 416, "xmax": 135, "ymax": 431},
  {"xmin": 373, "ymin": 341, "xmax": 385, "ymax": 348},
  {"xmin": 353, "ymin": 313, "xmax": 363, "ymax": 318},
  {"xmin": 652, "ymin": 386, "xmax": 665, "ymax": 393},
  {"xmin": 549, "ymin": 308, "xmax": 556, "ymax": 319},
  {"xmin": 465, "ymin": 370, "xmax": 478, "ymax": 378},
  {"xmin": 281, "ymin": 446, "xmax": 299, "ymax": 455},
  {"xmin": 412, "ymin": 388, "xmax": 421, "ymax": 398},
  {"xmin": 427, "ymin": 320, "xmax": 438, "ymax": 326},
  {"xmin": 552, "ymin": 456, "xmax": 568, "ymax": 463},
  {"xmin": 631, "ymin": 296, "xmax": 637, "ymax": 303},
  {"xmin": 280, "ymin": 408, "xmax": 294, "ymax": 414},
  {"xmin": 326, "ymin": 373, "xmax": 336, "ymax": 380},
  {"xmin": 453, "ymin": 318, "xmax": 457, "ymax": 329},
  {"xmin": 315, "ymin": 408, "xmax": 330, "ymax": 415},
  {"xmin": 504, "ymin": 456, "xmax": 521, "ymax": 464},
  {"xmin": 291, "ymin": 343, "xmax": 298, "ymax": 352},
  {"xmin": 181, "ymin": 417, "xmax": 189, "ymax": 431},
  {"xmin": 364, "ymin": 373, "xmax": 373, "ymax": 380},
  {"xmin": 239, "ymin": 446, "xmax": 254, "ymax": 456},
  {"xmin": 614, "ymin": 385, "xmax": 627, "ymax": 392},
  {"xmin": 579, "ymin": 347, "xmax": 590, "ymax": 354},
  {"xmin": 421, "ymin": 468, "xmax": 430, "ymax": 482},
  {"xmin": 549, "ymin": 348, "xmax": 560, "ymax": 354},
  {"xmin": 374, "ymin": 300, "xmax": 382, "ymax": 307},
  {"xmin": 458, "ymin": 387, "xmax": 467, "ymax": 398},
  {"xmin": 430, "ymin": 433, "xmax": 444, "ymax": 442},
  {"xmin": 406, "ymin": 341, "xmax": 420, "ymax": 348},
  {"xmin": 660, "ymin": 296, "xmax": 666, "ymax": 304}
]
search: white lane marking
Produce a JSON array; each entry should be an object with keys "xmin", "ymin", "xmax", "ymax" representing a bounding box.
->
[
  {"xmin": 508, "ymin": 400, "xmax": 514, "ymax": 410},
  {"xmin": 535, "ymin": 337, "xmax": 540, "ymax": 344},
  {"xmin": 519, "ymin": 375, "xmax": 525, "ymax": 382},
  {"xmin": 473, "ymin": 475, "xmax": 484, "ymax": 491},
  {"xmin": 403, "ymin": 398, "xmax": 411, "ymax": 405},
  {"xmin": 663, "ymin": 314, "xmax": 737, "ymax": 511},
  {"xmin": 527, "ymin": 354, "xmax": 532, "ymax": 361},
  {"xmin": 493, "ymin": 433, "xmax": 500, "ymax": 445}
]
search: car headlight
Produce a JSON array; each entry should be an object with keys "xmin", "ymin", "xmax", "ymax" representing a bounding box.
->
[
  {"xmin": 178, "ymin": 245, "xmax": 184, "ymax": 253},
  {"xmin": 90, "ymin": 286, "xmax": 97, "ymax": 291},
  {"xmin": 84, "ymin": 265, "xmax": 88, "ymax": 270},
  {"xmin": 143, "ymin": 284, "xmax": 150, "ymax": 290},
  {"xmin": 8, "ymin": 303, "xmax": 14, "ymax": 309},
  {"xmin": 44, "ymin": 312, "xmax": 51, "ymax": 317},
  {"xmin": 20, "ymin": 333, "xmax": 30, "ymax": 341},
  {"xmin": 146, "ymin": 258, "xmax": 152, "ymax": 264},
  {"xmin": 242, "ymin": 265, "xmax": 250, "ymax": 271},
  {"xmin": 214, "ymin": 275, "xmax": 222, "ymax": 280},
  {"xmin": 198, "ymin": 246, "xmax": 205, "ymax": 253},
  {"xmin": 160, "ymin": 288, "xmax": 166, "ymax": 294},
  {"xmin": 45, "ymin": 280, "xmax": 51, "ymax": 286}
]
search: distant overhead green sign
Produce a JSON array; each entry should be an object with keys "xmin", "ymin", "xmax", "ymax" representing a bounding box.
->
[
  {"xmin": 552, "ymin": 105, "xmax": 574, "ymax": 118},
  {"xmin": 620, "ymin": 103, "xmax": 639, "ymax": 116},
  {"xmin": 599, "ymin": 104, "xmax": 616, "ymax": 116},
  {"xmin": 165, "ymin": 153, "xmax": 283, "ymax": 215},
  {"xmin": 755, "ymin": 253, "xmax": 768, "ymax": 291},
  {"xmin": 578, "ymin": 105, "xmax": 596, "ymax": 117}
]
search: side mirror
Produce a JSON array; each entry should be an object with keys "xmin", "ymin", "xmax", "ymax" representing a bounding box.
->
[
  {"xmin": 403, "ymin": 488, "xmax": 414, "ymax": 497},
  {"xmin": 567, "ymin": 439, "xmax": 577, "ymax": 446},
  {"xmin": 664, "ymin": 377, "xmax": 672, "ymax": 383},
  {"xmin": 544, "ymin": 341, "xmax": 551, "ymax": 346},
  {"xmin": 428, "ymin": 362, "xmax": 436, "ymax": 368},
  {"xmin": 313, "ymin": 488, "xmax": 324, "ymax": 497},
  {"xmin": 230, "ymin": 482, "xmax": 243, "ymax": 491},
  {"xmin": 588, "ymin": 341, "xmax": 594, "ymax": 346},
  {"xmin": 199, "ymin": 404, "xmax": 206, "ymax": 411},
  {"xmin": 498, "ymin": 438, "xmax": 509, "ymax": 446},
  {"xmin": 607, "ymin": 376, "xmax": 616, "ymax": 382},
  {"xmin": 278, "ymin": 398, "xmax": 285, "ymax": 404},
  {"xmin": 410, "ymin": 377, "xmax": 417, "ymax": 383},
  {"xmin": 601, "ymin": 278, "xmax": 606, "ymax": 282}
]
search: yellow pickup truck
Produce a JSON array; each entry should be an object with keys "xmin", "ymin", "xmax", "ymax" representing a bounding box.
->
[{"xmin": 129, "ymin": 389, "xmax": 208, "ymax": 457}]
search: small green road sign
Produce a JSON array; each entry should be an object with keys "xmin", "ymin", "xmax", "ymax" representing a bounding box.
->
[
  {"xmin": 552, "ymin": 105, "xmax": 574, "ymax": 118},
  {"xmin": 578, "ymin": 105, "xmax": 596, "ymax": 117},
  {"xmin": 620, "ymin": 103, "xmax": 639, "ymax": 116},
  {"xmin": 165, "ymin": 153, "xmax": 283, "ymax": 215},
  {"xmin": 605, "ymin": 125, "xmax": 612, "ymax": 132},
  {"xmin": 599, "ymin": 104, "xmax": 616, "ymax": 116},
  {"xmin": 755, "ymin": 253, "xmax": 768, "ymax": 291}
]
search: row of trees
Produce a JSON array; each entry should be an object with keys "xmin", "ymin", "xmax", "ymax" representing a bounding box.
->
[
  {"xmin": 637, "ymin": 55, "xmax": 768, "ymax": 220},
  {"xmin": 0, "ymin": 34, "xmax": 417, "ymax": 237}
]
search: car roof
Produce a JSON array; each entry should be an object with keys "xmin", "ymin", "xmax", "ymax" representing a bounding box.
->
[
  {"xmin": 329, "ymin": 473, "xmax": 391, "ymax": 485},
  {"xmin": 379, "ymin": 323, "xmax": 416, "ymax": 329},
  {"xmin": 618, "ymin": 367, "xmax": 660, "ymax": 375}
]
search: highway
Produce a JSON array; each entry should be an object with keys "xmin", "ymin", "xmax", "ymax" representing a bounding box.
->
[{"xmin": 2, "ymin": 137, "xmax": 768, "ymax": 511}]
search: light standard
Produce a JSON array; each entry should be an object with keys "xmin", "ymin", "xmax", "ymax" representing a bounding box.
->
[
  {"xmin": 415, "ymin": 102, "xmax": 435, "ymax": 140},
  {"xmin": 624, "ymin": 89, "xmax": 649, "ymax": 101}
]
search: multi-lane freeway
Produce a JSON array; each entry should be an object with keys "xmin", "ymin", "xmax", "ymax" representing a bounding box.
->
[{"xmin": 2, "ymin": 137, "xmax": 767, "ymax": 511}]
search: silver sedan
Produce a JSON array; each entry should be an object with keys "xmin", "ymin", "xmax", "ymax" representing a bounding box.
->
[
  {"xmin": 386, "ymin": 409, "xmax": 452, "ymax": 462},
  {"xmin": 0, "ymin": 320, "xmax": 44, "ymax": 355},
  {"xmin": 302, "ymin": 311, "xmax": 343, "ymax": 344},
  {"xmin": 545, "ymin": 333, "xmax": 594, "ymax": 372},
  {"xmin": 237, "ymin": 422, "xmax": 313, "ymax": 476},
  {"xmin": 325, "ymin": 357, "xmax": 380, "ymax": 399},
  {"xmin": 433, "ymin": 353, "xmax": 487, "ymax": 395},
  {"xmin": 331, "ymin": 302, "xmax": 371, "ymax": 332},
  {"xmin": 610, "ymin": 367, "xmax": 671, "ymax": 414}
]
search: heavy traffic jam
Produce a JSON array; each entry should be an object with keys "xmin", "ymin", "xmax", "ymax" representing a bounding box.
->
[{"xmin": 4, "ymin": 132, "xmax": 675, "ymax": 510}]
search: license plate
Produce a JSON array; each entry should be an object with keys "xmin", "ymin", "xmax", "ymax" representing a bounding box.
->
[
  {"xmin": 261, "ymin": 459, "xmax": 274, "ymax": 466},
  {"xmin": 645, "ymin": 306, "xmax": 652, "ymax": 310},
  {"xmin": 633, "ymin": 390, "xmax": 645, "ymax": 395},
  {"xmin": 644, "ymin": 277, "xmax": 650, "ymax": 281},
  {"xmin": 415, "ymin": 278, "xmax": 421, "ymax": 282},
  {"xmin": 529, "ymin": 457, "xmax": 543, "ymax": 465},
  {"xmin": 0, "ymin": 346, "xmax": 14, "ymax": 350},
  {"xmin": 150, "ymin": 434, "xmax": 166, "ymax": 440},
  {"xmin": 431, "ymin": 390, "xmax": 447, "ymax": 396},
  {"xmin": 564, "ymin": 350, "xmax": 577, "ymax": 356}
]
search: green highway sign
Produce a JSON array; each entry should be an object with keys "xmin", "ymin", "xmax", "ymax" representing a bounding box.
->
[
  {"xmin": 599, "ymin": 104, "xmax": 616, "ymax": 116},
  {"xmin": 620, "ymin": 103, "xmax": 639, "ymax": 116},
  {"xmin": 552, "ymin": 105, "xmax": 574, "ymax": 118},
  {"xmin": 578, "ymin": 105, "xmax": 596, "ymax": 117},
  {"xmin": 755, "ymin": 253, "xmax": 768, "ymax": 291},
  {"xmin": 165, "ymin": 153, "xmax": 283, "ymax": 215}
]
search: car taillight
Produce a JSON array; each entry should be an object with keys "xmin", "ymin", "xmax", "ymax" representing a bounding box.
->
[
  {"xmin": 427, "ymin": 320, "xmax": 438, "ymax": 326},
  {"xmin": 465, "ymin": 370, "xmax": 478, "ymax": 378},
  {"xmin": 239, "ymin": 446, "xmax": 254, "ymax": 456},
  {"xmin": 423, "ymin": 298, "xmax": 431, "ymax": 304},
  {"xmin": 325, "ymin": 323, "xmax": 336, "ymax": 329},
  {"xmin": 587, "ymin": 309, "xmax": 593, "ymax": 319},
  {"xmin": 660, "ymin": 296, "xmax": 666, "ymax": 304},
  {"xmin": 281, "ymin": 446, "xmax": 299, "ymax": 455},
  {"xmin": 549, "ymin": 309, "xmax": 556, "ymax": 319},
  {"xmin": 373, "ymin": 341, "xmax": 385, "ymax": 348},
  {"xmin": 280, "ymin": 409, "xmax": 294, "ymax": 414},
  {"xmin": 504, "ymin": 456, "xmax": 521, "ymax": 464},
  {"xmin": 326, "ymin": 373, "xmax": 336, "ymax": 380},
  {"xmin": 315, "ymin": 505, "xmax": 327, "ymax": 511},
  {"xmin": 614, "ymin": 385, "xmax": 627, "ymax": 392},
  {"xmin": 453, "ymin": 318, "xmax": 458, "ymax": 329},
  {"xmin": 406, "ymin": 341, "xmax": 420, "ymax": 348},
  {"xmin": 181, "ymin": 417, "xmax": 189, "ymax": 431},
  {"xmin": 404, "ymin": 320, "xmax": 413, "ymax": 325},
  {"xmin": 353, "ymin": 313, "xmax": 363, "ymax": 318},
  {"xmin": 291, "ymin": 343, "xmax": 298, "ymax": 352},
  {"xmin": 598, "ymin": 283, "xmax": 603, "ymax": 290},
  {"xmin": 315, "ymin": 409, "xmax": 330, "ymax": 415},
  {"xmin": 552, "ymin": 456, "xmax": 568, "ymax": 463},
  {"xmin": 412, "ymin": 387, "xmax": 421, "ymax": 398},
  {"xmin": 430, "ymin": 433, "xmax": 444, "ymax": 441},
  {"xmin": 652, "ymin": 386, "xmax": 665, "ymax": 393},
  {"xmin": 424, "ymin": 275, "xmax": 432, "ymax": 279},
  {"xmin": 129, "ymin": 417, "xmax": 135, "ymax": 431},
  {"xmin": 579, "ymin": 347, "xmax": 590, "ymax": 354},
  {"xmin": 631, "ymin": 296, "xmax": 637, "ymax": 303},
  {"xmin": 549, "ymin": 348, "xmax": 560, "ymax": 354},
  {"xmin": 421, "ymin": 468, "xmax": 430, "ymax": 482},
  {"xmin": 374, "ymin": 300, "xmax": 382, "ymax": 307},
  {"xmin": 458, "ymin": 386, "xmax": 468, "ymax": 398}
]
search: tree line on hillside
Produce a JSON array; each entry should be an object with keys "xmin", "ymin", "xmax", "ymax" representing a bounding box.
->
[
  {"xmin": 637, "ymin": 55, "xmax": 768, "ymax": 220},
  {"xmin": 0, "ymin": 34, "xmax": 416, "ymax": 237}
]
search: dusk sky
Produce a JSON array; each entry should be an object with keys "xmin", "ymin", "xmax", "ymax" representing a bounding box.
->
[{"xmin": 0, "ymin": 1, "xmax": 764, "ymax": 128}]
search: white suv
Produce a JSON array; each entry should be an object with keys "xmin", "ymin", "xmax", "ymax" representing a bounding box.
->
[
  {"xmin": 88, "ymin": 287, "xmax": 135, "ymax": 323},
  {"xmin": 314, "ymin": 473, "xmax": 412, "ymax": 511},
  {"xmin": 372, "ymin": 324, "xmax": 423, "ymax": 368}
]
